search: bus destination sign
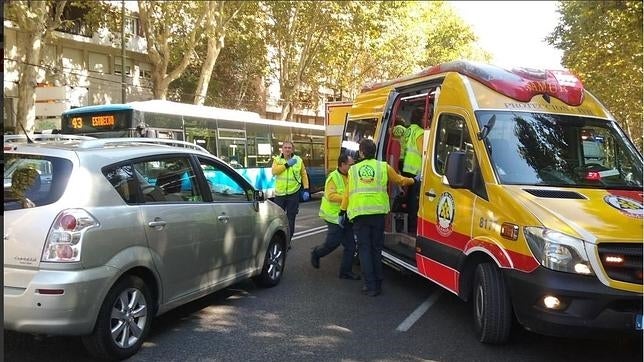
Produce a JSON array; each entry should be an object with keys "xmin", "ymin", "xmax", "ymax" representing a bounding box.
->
[{"xmin": 92, "ymin": 115, "xmax": 115, "ymax": 127}]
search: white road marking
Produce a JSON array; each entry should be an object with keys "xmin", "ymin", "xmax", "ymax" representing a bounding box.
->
[
  {"xmin": 292, "ymin": 225, "xmax": 327, "ymax": 240},
  {"xmin": 396, "ymin": 290, "xmax": 443, "ymax": 332}
]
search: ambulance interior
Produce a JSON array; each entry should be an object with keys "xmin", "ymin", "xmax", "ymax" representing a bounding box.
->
[{"xmin": 383, "ymin": 86, "xmax": 437, "ymax": 262}]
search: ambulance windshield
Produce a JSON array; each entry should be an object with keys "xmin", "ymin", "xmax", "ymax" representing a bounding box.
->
[{"xmin": 477, "ymin": 111, "xmax": 643, "ymax": 189}]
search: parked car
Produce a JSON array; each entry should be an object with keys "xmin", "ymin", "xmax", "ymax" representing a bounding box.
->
[{"xmin": 4, "ymin": 138, "xmax": 290, "ymax": 360}]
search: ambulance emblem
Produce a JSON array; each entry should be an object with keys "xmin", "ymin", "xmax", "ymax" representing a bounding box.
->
[
  {"xmin": 604, "ymin": 195, "xmax": 643, "ymax": 219},
  {"xmin": 436, "ymin": 192, "xmax": 455, "ymax": 237},
  {"xmin": 357, "ymin": 164, "xmax": 376, "ymax": 184}
]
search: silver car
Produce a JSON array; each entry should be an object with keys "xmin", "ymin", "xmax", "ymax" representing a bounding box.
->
[{"xmin": 4, "ymin": 138, "xmax": 290, "ymax": 360}]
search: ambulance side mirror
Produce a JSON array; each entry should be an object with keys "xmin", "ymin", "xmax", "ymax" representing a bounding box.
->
[{"xmin": 445, "ymin": 151, "xmax": 472, "ymax": 189}]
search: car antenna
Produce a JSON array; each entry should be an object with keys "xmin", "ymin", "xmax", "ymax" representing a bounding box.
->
[{"xmin": 18, "ymin": 120, "xmax": 34, "ymax": 144}]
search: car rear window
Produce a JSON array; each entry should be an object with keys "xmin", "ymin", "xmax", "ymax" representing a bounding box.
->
[{"xmin": 4, "ymin": 154, "xmax": 72, "ymax": 211}]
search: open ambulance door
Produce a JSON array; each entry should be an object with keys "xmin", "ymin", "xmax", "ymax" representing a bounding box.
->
[{"xmin": 381, "ymin": 84, "xmax": 440, "ymax": 264}]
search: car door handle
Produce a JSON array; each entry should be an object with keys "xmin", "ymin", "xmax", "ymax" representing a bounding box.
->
[
  {"xmin": 217, "ymin": 215, "xmax": 229, "ymax": 223},
  {"xmin": 425, "ymin": 191, "xmax": 436, "ymax": 197},
  {"xmin": 148, "ymin": 219, "xmax": 166, "ymax": 228}
]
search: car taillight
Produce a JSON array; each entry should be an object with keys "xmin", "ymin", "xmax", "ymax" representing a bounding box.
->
[{"xmin": 42, "ymin": 209, "xmax": 99, "ymax": 263}]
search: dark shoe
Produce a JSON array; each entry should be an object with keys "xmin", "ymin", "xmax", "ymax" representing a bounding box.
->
[
  {"xmin": 367, "ymin": 290, "xmax": 381, "ymax": 297},
  {"xmin": 361, "ymin": 285, "xmax": 369, "ymax": 295},
  {"xmin": 339, "ymin": 272, "xmax": 361, "ymax": 280},
  {"xmin": 310, "ymin": 251, "xmax": 320, "ymax": 269}
]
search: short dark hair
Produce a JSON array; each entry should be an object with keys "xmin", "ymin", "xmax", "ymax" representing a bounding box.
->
[
  {"xmin": 337, "ymin": 153, "xmax": 351, "ymax": 167},
  {"xmin": 359, "ymin": 138, "xmax": 376, "ymax": 159}
]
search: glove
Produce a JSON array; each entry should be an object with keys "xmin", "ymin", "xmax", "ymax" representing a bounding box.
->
[
  {"xmin": 302, "ymin": 189, "xmax": 310, "ymax": 201},
  {"xmin": 414, "ymin": 174, "xmax": 422, "ymax": 183},
  {"xmin": 338, "ymin": 210, "xmax": 348, "ymax": 229},
  {"xmin": 285, "ymin": 158, "xmax": 297, "ymax": 168}
]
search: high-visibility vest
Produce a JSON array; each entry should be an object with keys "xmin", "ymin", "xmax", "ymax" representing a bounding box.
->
[
  {"xmin": 318, "ymin": 170, "xmax": 346, "ymax": 224},
  {"xmin": 347, "ymin": 159, "xmax": 389, "ymax": 220},
  {"xmin": 403, "ymin": 124, "xmax": 423, "ymax": 175},
  {"xmin": 274, "ymin": 155, "xmax": 303, "ymax": 196}
]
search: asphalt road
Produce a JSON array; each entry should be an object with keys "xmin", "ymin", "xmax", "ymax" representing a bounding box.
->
[{"xmin": 5, "ymin": 197, "xmax": 643, "ymax": 361}]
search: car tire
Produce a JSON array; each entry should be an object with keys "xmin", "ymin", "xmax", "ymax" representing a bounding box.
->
[
  {"xmin": 472, "ymin": 263, "xmax": 512, "ymax": 344},
  {"xmin": 82, "ymin": 275, "xmax": 153, "ymax": 360},
  {"xmin": 253, "ymin": 235, "xmax": 286, "ymax": 287}
]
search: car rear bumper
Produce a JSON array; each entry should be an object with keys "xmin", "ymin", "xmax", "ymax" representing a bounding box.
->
[
  {"xmin": 4, "ymin": 265, "xmax": 118, "ymax": 335},
  {"xmin": 505, "ymin": 267, "xmax": 643, "ymax": 338}
]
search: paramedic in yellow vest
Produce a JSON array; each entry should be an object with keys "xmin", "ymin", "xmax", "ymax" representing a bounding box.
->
[
  {"xmin": 340, "ymin": 138, "xmax": 417, "ymax": 297},
  {"xmin": 272, "ymin": 141, "xmax": 310, "ymax": 240},
  {"xmin": 310, "ymin": 153, "xmax": 361, "ymax": 280},
  {"xmin": 402, "ymin": 110, "xmax": 424, "ymax": 234},
  {"xmin": 392, "ymin": 124, "xmax": 408, "ymax": 171}
]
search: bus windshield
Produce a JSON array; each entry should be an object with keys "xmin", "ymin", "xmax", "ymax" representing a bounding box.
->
[{"xmin": 477, "ymin": 111, "xmax": 643, "ymax": 189}]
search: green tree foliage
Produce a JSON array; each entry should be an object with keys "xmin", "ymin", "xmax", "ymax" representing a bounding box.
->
[
  {"xmin": 168, "ymin": 2, "xmax": 267, "ymax": 112},
  {"xmin": 6, "ymin": 0, "xmax": 68, "ymax": 132},
  {"xmin": 262, "ymin": 0, "xmax": 354, "ymax": 120},
  {"xmin": 547, "ymin": 1, "xmax": 643, "ymax": 151},
  {"xmin": 137, "ymin": 1, "xmax": 205, "ymax": 100},
  {"xmin": 5, "ymin": 0, "xmax": 109, "ymax": 131},
  {"xmin": 326, "ymin": 1, "xmax": 490, "ymax": 100},
  {"xmin": 164, "ymin": 1, "xmax": 489, "ymax": 118}
]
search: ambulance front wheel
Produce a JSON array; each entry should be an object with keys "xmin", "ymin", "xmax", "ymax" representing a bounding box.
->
[{"xmin": 472, "ymin": 263, "xmax": 512, "ymax": 344}]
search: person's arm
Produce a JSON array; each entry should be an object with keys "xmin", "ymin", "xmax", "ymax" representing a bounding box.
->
[
  {"xmin": 416, "ymin": 134, "xmax": 423, "ymax": 155},
  {"xmin": 340, "ymin": 173, "xmax": 350, "ymax": 211},
  {"xmin": 300, "ymin": 161, "xmax": 309, "ymax": 189},
  {"xmin": 387, "ymin": 164, "xmax": 415, "ymax": 186},
  {"xmin": 326, "ymin": 177, "xmax": 344, "ymax": 203},
  {"xmin": 271, "ymin": 156, "xmax": 286, "ymax": 175}
]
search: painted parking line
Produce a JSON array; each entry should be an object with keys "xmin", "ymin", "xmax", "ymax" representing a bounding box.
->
[
  {"xmin": 292, "ymin": 225, "xmax": 327, "ymax": 240},
  {"xmin": 396, "ymin": 290, "xmax": 443, "ymax": 332}
]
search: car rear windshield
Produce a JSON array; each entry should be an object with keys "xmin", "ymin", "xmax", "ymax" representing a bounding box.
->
[{"xmin": 4, "ymin": 154, "xmax": 73, "ymax": 211}]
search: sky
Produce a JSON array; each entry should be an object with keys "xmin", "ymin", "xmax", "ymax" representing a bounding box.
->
[{"xmin": 448, "ymin": 1, "xmax": 564, "ymax": 70}]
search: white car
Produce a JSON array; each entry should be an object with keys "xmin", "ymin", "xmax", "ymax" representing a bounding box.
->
[{"xmin": 4, "ymin": 138, "xmax": 290, "ymax": 360}]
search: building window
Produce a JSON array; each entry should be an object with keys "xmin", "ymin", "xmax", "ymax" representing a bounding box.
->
[
  {"xmin": 138, "ymin": 65, "xmax": 152, "ymax": 80},
  {"xmin": 114, "ymin": 57, "xmax": 133, "ymax": 77},
  {"xmin": 89, "ymin": 52, "xmax": 109, "ymax": 73},
  {"xmin": 125, "ymin": 16, "xmax": 143, "ymax": 37},
  {"xmin": 62, "ymin": 47, "xmax": 84, "ymax": 72}
]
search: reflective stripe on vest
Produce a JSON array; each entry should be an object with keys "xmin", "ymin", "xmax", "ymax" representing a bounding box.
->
[
  {"xmin": 318, "ymin": 170, "xmax": 345, "ymax": 224},
  {"xmin": 403, "ymin": 124, "xmax": 423, "ymax": 175},
  {"xmin": 274, "ymin": 155, "xmax": 303, "ymax": 196},
  {"xmin": 347, "ymin": 159, "xmax": 389, "ymax": 220}
]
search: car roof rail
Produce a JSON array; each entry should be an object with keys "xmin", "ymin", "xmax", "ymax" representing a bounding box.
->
[
  {"xmin": 77, "ymin": 137, "xmax": 210, "ymax": 153},
  {"xmin": 3, "ymin": 134, "xmax": 96, "ymax": 143}
]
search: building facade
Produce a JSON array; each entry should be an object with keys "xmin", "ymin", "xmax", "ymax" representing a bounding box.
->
[{"xmin": 3, "ymin": 2, "xmax": 343, "ymax": 131}]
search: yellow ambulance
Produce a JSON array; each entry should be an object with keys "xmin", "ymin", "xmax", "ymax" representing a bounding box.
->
[{"xmin": 341, "ymin": 61, "xmax": 643, "ymax": 343}]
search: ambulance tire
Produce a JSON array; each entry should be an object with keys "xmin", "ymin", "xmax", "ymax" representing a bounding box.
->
[{"xmin": 472, "ymin": 263, "xmax": 512, "ymax": 344}]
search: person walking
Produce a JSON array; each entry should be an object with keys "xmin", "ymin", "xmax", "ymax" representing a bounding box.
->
[
  {"xmin": 311, "ymin": 153, "xmax": 360, "ymax": 280},
  {"xmin": 271, "ymin": 141, "xmax": 310, "ymax": 240},
  {"xmin": 340, "ymin": 138, "xmax": 417, "ymax": 297}
]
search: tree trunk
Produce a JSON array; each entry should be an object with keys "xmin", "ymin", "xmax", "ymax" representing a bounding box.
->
[
  {"xmin": 16, "ymin": 31, "xmax": 44, "ymax": 132},
  {"xmin": 151, "ymin": 68, "xmax": 167, "ymax": 100},
  {"xmin": 193, "ymin": 35, "xmax": 223, "ymax": 105}
]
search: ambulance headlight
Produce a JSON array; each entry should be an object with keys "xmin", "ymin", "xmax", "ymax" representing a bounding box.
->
[{"xmin": 524, "ymin": 227, "xmax": 594, "ymax": 276}]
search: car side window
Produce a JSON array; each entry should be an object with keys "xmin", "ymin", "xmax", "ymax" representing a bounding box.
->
[
  {"xmin": 434, "ymin": 113, "xmax": 475, "ymax": 175},
  {"xmin": 197, "ymin": 157, "xmax": 252, "ymax": 202},
  {"xmin": 104, "ymin": 164, "xmax": 138, "ymax": 204},
  {"xmin": 134, "ymin": 157, "xmax": 203, "ymax": 203}
]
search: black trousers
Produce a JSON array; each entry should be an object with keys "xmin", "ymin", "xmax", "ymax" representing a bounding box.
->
[
  {"xmin": 402, "ymin": 172, "xmax": 419, "ymax": 233},
  {"xmin": 274, "ymin": 191, "xmax": 300, "ymax": 238}
]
